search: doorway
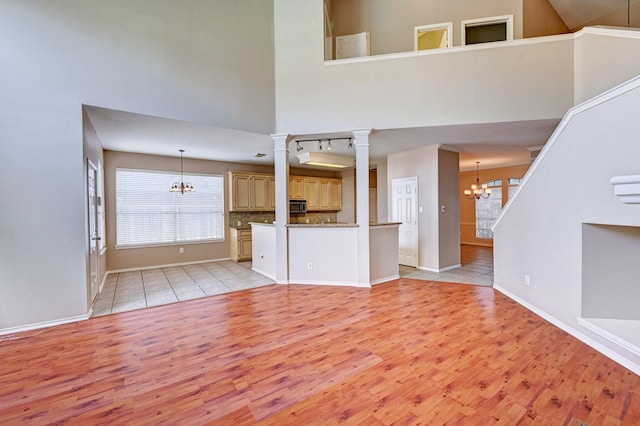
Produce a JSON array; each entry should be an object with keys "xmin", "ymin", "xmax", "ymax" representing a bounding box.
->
[
  {"xmin": 87, "ymin": 160, "xmax": 100, "ymax": 302},
  {"xmin": 392, "ymin": 177, "xmax": 418, "ymax": 267}
]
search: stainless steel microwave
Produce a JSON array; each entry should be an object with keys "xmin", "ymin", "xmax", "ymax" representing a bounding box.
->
[{"xmin": 290, "ymin": 199, "xmax": 307, "ymax": 213}]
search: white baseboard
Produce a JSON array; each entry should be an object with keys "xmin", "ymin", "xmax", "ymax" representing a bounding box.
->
[
  {"xmin": 371, "ymin": 274, "xmax": 400, "ymax": 285},
  {"xmin": 289, "ymin": 279, "xmax": 368, "ymax": 288},
  {"xmin": 494, "ymin": 284, "xmax": 640, "ymax": 377},
  {"xmin": 0, "ymin": 314, "xmax": 88, "ymax": 337},
  {"xmin": 107, "ymin": 257, "xmax": 232, "ymax": 274},
  {"xmin": 418, "ymin": 264, "xmax": 461, "ymax": 273},
  {"xmin": 251, "ymin": 267, "xmax": 276, "ymax": 282}
]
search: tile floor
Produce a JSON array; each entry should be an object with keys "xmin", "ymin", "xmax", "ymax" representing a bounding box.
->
[
  {"xmin": 398, "ymin": 244, "xmax": 494, "ymax": 286},
  {"xmin": 92, "ymin": 245, "xmax": 493, "ymax": 317},
  {"xmin": 91, "ymin": 260, "xmax": 274, "ymax": 317}
]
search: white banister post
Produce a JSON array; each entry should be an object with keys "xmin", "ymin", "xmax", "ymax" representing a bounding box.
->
[
  {"xmin": 353, "ymin": 128, "xmax": 373, "ymax": 287},
  {"xmin": 271, "ymin": 133, "xmax": 292, "ymax": 284}
]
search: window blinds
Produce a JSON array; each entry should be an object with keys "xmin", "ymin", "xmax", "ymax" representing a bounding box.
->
[{"xmin": 116, "ymin": 169, "xmax": 224, "ymax": 247}]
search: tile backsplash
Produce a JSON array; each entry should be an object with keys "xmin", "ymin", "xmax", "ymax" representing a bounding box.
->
[{"xmin": 229, "ymin": 211, "xmax": 339, "ymax": 228}]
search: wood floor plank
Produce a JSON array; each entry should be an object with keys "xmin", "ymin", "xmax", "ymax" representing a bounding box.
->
[{"xmin": 1, "ymin": 270, "xmax": 639, "ymax": 424}]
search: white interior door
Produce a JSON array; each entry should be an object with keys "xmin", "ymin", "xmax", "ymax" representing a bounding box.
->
[
  {"xmin": 87, "ymin": 160, "xmax": 100, "ymax": 302},
  {"xmin": 392, "ymin": 177, "xmax": 418, "ymax": 267}
]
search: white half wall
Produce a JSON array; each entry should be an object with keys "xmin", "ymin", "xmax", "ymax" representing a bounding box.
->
[{"xmin": 493, "ymin": 76, "xmax": 640, "ymax": 374}]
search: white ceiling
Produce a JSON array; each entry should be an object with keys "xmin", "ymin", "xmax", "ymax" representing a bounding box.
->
[
  {"xmin": 548, "ymin": 0, "xmax": 637, "ymax": 30},
  {"xmin": 86, "ymin": 105, "xmax": 559, "ymax": 172}
]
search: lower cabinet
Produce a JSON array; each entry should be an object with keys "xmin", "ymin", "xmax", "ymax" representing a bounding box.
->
[{"xmin": 230, "ymin": 228, "xmax": 252, "ymax": 262}]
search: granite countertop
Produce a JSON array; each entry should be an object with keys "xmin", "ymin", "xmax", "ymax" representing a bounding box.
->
[
  {"xmin": 370, "ymin": 222, "xmax": 402, "ymax": 227},
  {"xmin": 249, "ymin": 222, "xmax": 275, "ymax": 227},
  {"xmin": 286, "ymin": 222, "xmax": 358, "ymax": 228}
]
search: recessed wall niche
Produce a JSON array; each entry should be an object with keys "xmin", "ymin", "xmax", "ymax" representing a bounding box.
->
[{"xmin": 582, "ymin": 223, "xmax": 640, "ymax": 321}]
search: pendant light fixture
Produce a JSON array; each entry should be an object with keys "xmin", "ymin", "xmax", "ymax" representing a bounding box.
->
[
  {"xmin": 170, "ymin": 149, "xmax": 195, "ymax": 194},
  {"xmin": 464, "ymin": 161, "xmax": 491, "ymax": 200}
]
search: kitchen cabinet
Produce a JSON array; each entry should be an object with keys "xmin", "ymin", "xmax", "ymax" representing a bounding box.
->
[
  {"xmin": 229, "ymin": 172, "xmax": 275, "ymax": 212},
  {"xmin": 230, "ymin": 228, "xmax": 252, "ymax": 261},
  {"xmin": 302, "ymin": 177, "xmax": 342, "ymax": 211},
  {"xmin": 289, "ymin": 176, "xmax": 305, "ymax": 200},
  {"xmin": 229, "ymin": 172, "xmax": 341, "ymax": 212}
]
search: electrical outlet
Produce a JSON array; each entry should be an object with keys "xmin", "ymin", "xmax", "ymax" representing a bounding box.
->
[
  {"xmin": 237, "ymin": 220, "xmax": 242, "ymax": 227},
  {"xmin": 307, "ymin": 262, "xmax": 313, "ymax": 270},
  {"xmin": 179, "ymin": 247, "xmax": 184, "ymax": 254},
  {"xmin": 524, "ymin": 275, "xmax": 530, "ymax": 286}
]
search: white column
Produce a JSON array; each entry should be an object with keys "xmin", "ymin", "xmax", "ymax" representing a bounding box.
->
[
  {"xmin": 271, "ymin": 133, "xmax": 291, "ymax": 284},
  {"xmin": 353, "ymin": 128, "xmax": 373, "ymax": 286}
]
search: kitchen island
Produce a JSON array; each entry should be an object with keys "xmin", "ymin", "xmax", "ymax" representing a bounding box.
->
[{"xmin": 251, "ymin": 222, "xmax": 400, "ymax": 287}]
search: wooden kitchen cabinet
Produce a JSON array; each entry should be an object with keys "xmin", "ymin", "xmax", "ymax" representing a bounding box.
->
[
  {"xmin": 229, "ymin": 172, "xmax": 274, "ymax": 212},
  {"xmin": 301, "ymin": 177, "xmax": 342, "ymax": 211},
  {"xmin": 230, "ymin": 228, "xmax": 252, "ymax": 261},
  {"xmin": 289, "ymin": 176, "xmax": 305, "ymax": 200},
  {"xmin": 229, "ymin": 172, "xmax": 341, "ymax": 212}
]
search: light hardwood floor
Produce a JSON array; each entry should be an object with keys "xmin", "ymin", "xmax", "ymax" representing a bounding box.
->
[{"xmin": 1, "ymin": 272, "xmax": 638, "ymax": 424}]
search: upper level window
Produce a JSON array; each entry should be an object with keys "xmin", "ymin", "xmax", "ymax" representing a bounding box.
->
[
  {"xmin": 414, "ymin": 22, "xmax": 453, "ymax": 51},
  {"xmin": 115, "ymin": 169, "xmax": 224, "ymax": 248},
  {"xmin": 462, "ymin": 15, "xmax": 513, "ymax": 45}
]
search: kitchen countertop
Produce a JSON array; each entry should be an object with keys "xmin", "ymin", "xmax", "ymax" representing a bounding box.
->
[
  {"xmin": 249, "ymin": 222, "xmax": 275, "ymax": 227},
  {"xmin": 370, "ymin": 222, "xmax": 402, "ymax": 227},
  {"xmin": 286, "ymin": 222, "xmax": 358, "ymax": 228}
]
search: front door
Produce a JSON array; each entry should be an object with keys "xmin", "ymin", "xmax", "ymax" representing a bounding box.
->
[
  {"xmin": 87, "ymin": 160, "xmax": 100, "ymax": 302},
  {"xmin": 392, "ymin": 177, "xmax": 418, "ymax": 267}
]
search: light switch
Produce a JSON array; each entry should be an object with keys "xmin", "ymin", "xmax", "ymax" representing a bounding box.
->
[
  {"xmin": 440, "ymin": 205, "xmax": 446, "ymax": 213},
  {"xmin": 419, "ymin": 205, "xmax": 423, "ymax": 213}
]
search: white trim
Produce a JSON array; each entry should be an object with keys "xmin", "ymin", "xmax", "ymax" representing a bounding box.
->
[
  {"xmin": 325, "ymin": 33, "xmax": 572, "ymax": 66},
  {"xmin": 414, "ymin": 22, "xmax": 453, "ymax": 51},
  {"xmin": 106, "ymin": 257, "xmax": 232, "ymax": 274},
  {"xmin": 370, "ymin": 274, "xmax": 400, "ymax": 285},
  {"xmin": 578, "ymin": 318, "xmax": 640, "ymax": 358},
  {"xmin": 493, "ymin": 73, "xmax": 640, "ymax": 231},
  {"xmin": 494, "ymin": 284, "xmax": 640, "ymax": 376},
  {"xmin": 418, "ymin": 263, "xmax": 461, "ymax": 273},
  {"xmin": 461, "ymin": 14, "xmax": 513, "ymax": 46},
  {"xmin": 0, "ymin": 314, "xmax": 89, "ymax": 337},
  {"xmin": 251, "ymin": 267, "xmax": 276, "ymax": 282},
  {"xmin": 289, "ymin": 280, "xmax": 370, "ymax": 288},
  {"xmin": 325, "ymin": 26, "xmax": 640, "ymax": 67}
]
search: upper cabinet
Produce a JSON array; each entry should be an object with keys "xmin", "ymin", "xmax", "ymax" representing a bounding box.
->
[
  {"xmin": 229, "ymin": 172, "xmax": 342, "ymax": 212},
  {"xmin": 229, "ymin": 172, "xmax": 275, "ymax": 212}
]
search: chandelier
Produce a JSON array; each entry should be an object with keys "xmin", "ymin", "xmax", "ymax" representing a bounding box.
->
[
  {"xmin": 464, "ymin": 161, "xmax": 491, "ymax": 200},
  {"xmin": 170, "ymin": 149, "xmax": 195, "ymax": 194}
]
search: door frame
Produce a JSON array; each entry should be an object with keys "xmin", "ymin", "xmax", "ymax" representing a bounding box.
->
[
  {"xmin": 87, "ymin": 159, "xmax": 100, "ymax": 303},
  {"xmin": 391, "ymin": 176, "xmax": 419, "ymax": 267}
]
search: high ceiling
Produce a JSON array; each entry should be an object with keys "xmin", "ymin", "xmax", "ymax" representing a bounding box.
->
[
  {"xmin": 549, "ymin": 0, "xmax": 639, "ymax": 30},
  {"xmin": 86, "ymin": 106, "xmax": 559, "ymax": 172}
]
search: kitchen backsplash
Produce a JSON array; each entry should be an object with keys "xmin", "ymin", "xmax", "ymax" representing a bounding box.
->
[{"xmin": 229, "ymin": 211, "xmax": 338, "ymax": 228}]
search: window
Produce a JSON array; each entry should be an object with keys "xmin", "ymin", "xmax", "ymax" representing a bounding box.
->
[
  {"xmin": 116, "ymin": 169, "xmax": 224, "ymax": 247},
  {"xmin": 508, "ymin": 178, "xmax": 522, "ymax": 200},
  {"xmin": 462, "ymin": 15, "xmax": 513, "ymax": 46},
  {"xmin": 476, "ymin": 179, "xmax": 502, "ymax": 239},
  {"xmin": 414, "ymin": 22, "xmax": 453, "ymax": 51}
]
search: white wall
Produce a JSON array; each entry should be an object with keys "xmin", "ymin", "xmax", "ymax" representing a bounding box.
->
[
  {"xmin": 574, "ymin": 29, "xmax": 640, "ymax": 105},
  {"xmin": 387, "ymin": 145, "xmax": 460, "ymax": 271},
  {"xmin": 0, "ymin": 0, "xmax": 274, "ymax": 331},
  {"xmin": 493, "ymin": 77, "xmax": 640, "ymax": 373},
  {"xmin": 329, "ymin": 0, "xmax": 523, "ymax": 53},
  {"xmin": 275, "ymin": 0, "xmax": 574, "ymax": 136}
]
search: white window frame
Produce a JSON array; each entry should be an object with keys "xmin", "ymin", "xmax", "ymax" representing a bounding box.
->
[
  {"xmin": 414, "ymin": 22, "xmax": 453, "ymax": 51},
  {"xmin": 461, "ymin": 14, "xmax": 513, "ymax": 46},
  {"xmin": 115, "ymin": 168, "xmax": 225, "ymax": 249}
]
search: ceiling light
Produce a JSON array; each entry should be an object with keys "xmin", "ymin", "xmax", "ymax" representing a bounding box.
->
[
  {"xmin": 327, "ymin": 140, "xmax": 333, "ymax": 151},
  {"xmin": 296, "ymin": 152, "xmax": 354, "ymax": 169},
  {"xmin": 170, "ymin": 149, "xmax": 195, "ymax": 194},
  {"xmin": 317, "ymin": 140, "xmax": 323, "ymax": 151},
  {"xmin": 464, "ymin": 162, "xmax": 491, "ymax": 200},
  {"xmin": 347, "ymin": 138, "xmax": 353, "ymax": 149},
  {"xmin": 296, "ymin": 141, "xmax": 303, "ymax": 152},
  {"xmin": 254, "ymin": 153, "xmax": 266, "ymax": 158}
]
